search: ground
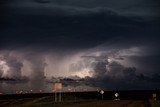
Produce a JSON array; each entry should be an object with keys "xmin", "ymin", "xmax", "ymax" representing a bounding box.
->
[{"xmin": 0, "ymin": 96, "xmax": 160, "ymax": 107}]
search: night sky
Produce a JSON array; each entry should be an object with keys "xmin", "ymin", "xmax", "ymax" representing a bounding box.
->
[{"xmin": 0, "ymin": 0, "xmax": 160, "ymax": 93}]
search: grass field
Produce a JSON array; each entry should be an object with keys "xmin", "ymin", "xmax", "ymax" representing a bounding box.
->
[
  {"xmin": 0, "ymin": 96, "xmax": 160, "ymax": 107},
  {"xmin": 0, "ymin": 91, "xmax": 159, "ymax": 107}
]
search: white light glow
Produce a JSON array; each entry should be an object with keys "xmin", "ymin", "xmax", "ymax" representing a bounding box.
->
[
  {"xmin": 71, "ymin": 68, "xmax": 93, "ymax": 78},
  {"xmin": 0, "ymin": 59, "xmax": 10, "ymax": 77},
  {"xmin": 108, "ymin": 58, "xmax": 111, "ymax": 63}
]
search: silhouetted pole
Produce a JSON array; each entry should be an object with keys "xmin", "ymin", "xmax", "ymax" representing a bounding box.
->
[
  {"xmin": 74, "ymin": 80, "xmax": 79, "ymax": 102},
  {"xmin": 55, "ymin": 92, "xmax": 57, "ymax": 102},
  {"xmin": 74, "ymin": 88, "xmax": 76, "ymax": 102},
  {"xmin": 59, "ymin": 91, "xmax": 62, "ymax": 102}
]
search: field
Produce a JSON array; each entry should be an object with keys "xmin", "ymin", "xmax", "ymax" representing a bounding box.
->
[
  {"xmin": 0, "ymin": 91, "xmax": 160, "ymax": 107},
  {"xmin": 0, "ymin": 97, "xmax": 160, "ymax": 107}
]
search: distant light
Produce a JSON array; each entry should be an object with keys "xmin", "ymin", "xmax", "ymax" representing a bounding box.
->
[
  {"xmin": 108, "ymin": 58, "xmax": 111, "ymax": 63},
  {"xmin": 100, "ymin": 90, "xmax": 104, "ymax": 95},
  {"xmin": 19, "ymin": 90, "xmax": 23, "ymax": 94},
  {"xmin": 115, "ymin": 93, "xmax": 119, "ymax": 97},
  {"xmin": 114, "ymin": 93, "xmax": 120, "ymax": 100}
]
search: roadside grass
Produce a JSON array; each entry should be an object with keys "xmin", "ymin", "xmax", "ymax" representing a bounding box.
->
[
  {"xmin": 0, "ymin": 96, "xmax": 160, "ymax": 107},
  {"xmin": 150, "ymin": 100, "xmax": 160, "ymax": 107}
]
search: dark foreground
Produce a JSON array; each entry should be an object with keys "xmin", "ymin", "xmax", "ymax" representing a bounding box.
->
[
  {"xmin": 0, "ymin": 91, "xmax": 159, "ymax": 107},
  {"xmin": 0, "ymin": 98, "xmax": 160, "ymax": 107}
]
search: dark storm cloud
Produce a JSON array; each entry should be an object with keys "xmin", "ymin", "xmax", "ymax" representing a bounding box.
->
[
  {"xmin": 0, "ymin": 0, "xmax": 159, "ymax": 50},
  {"xmin": 34, "ymin": 0, "xmax": 50, "ymax": 3},
  {"xmin": 63, "ymin": 45, "xmax": 160, "ymax": 90},
  {"xmin": 32, "ymin": 0, "xmax": 160, "ymax": 20},
  {"xmin": 59, "ymin": 67, "xmax": 160, "ymax": 90},
  {"xmin": 32, "ymin": 0, "xmax": 160, "ymax": 14},
  {"xmin": 0, "ymin": 50, "xmax": 48, "ymax": 92},
  {"xmin": 127, "ymin": 55, "xmax": 160, "ymax": 73},
  {"xmin": 0, "ymin": 0, "xmax": 160, "ymax": 92}
]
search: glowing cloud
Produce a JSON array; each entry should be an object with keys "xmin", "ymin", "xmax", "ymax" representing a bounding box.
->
[
  {"xmin": 71, "ymin": 68, "xmax": 93, "ymax": 78},
  {"xmin": 0, "ymin": 59, "xmax": 10, "ymax": 78}
]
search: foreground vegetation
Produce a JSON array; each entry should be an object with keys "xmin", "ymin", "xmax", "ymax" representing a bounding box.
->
[{"xmin": 0, "ymin": 96, "xmax": 160, "ymax": 107}]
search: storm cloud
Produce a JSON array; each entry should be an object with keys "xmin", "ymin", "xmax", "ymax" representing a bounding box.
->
[
  {"xmin": 0, "ymin": 0, "xmax": 160, "ymax": 93},
  {"xmin": 0, "ymin": 0, "xmax": 159, "ymax": 49},
  {"xmin": 0, "ymin": 51, "xmax": 23, "ymax": 79}
]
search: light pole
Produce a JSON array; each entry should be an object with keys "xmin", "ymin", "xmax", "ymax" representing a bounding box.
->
[{"xmin": 74, "ymin": 80, "xmax": 79, "ymax": 102}]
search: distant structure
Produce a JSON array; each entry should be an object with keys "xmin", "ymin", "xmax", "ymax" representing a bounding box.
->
[{"xmin": 54, "ymin": 82, "xmax": 62, "ymax": 102}]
